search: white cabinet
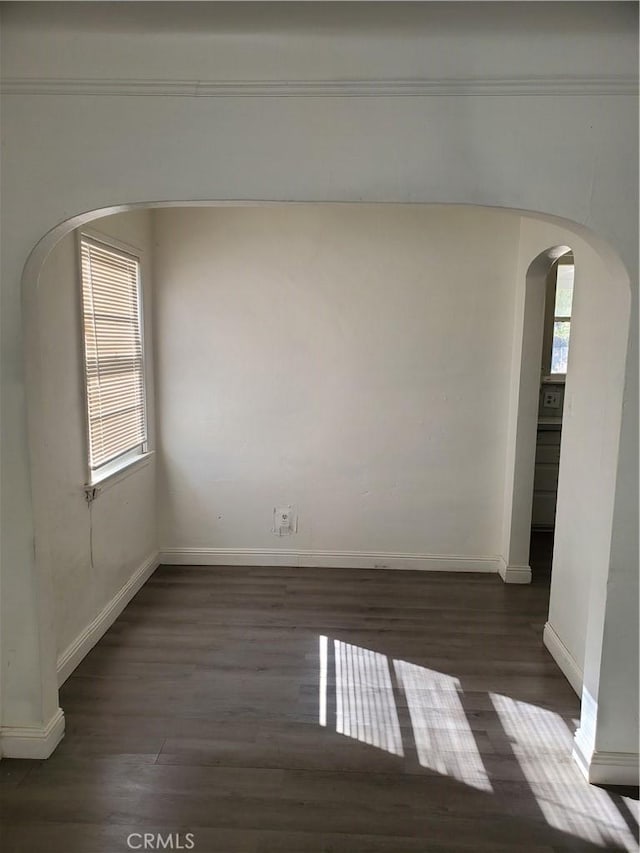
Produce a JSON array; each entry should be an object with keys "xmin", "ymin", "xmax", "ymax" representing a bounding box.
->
[{"xmin": 532, "ymin": 425, "xmax": 561, "ymax": 529}]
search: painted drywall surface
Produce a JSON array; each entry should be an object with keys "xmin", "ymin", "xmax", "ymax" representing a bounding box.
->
[
  {"xmin": 586, "ymin": 282, "xmax": 638, "ymax": 759},
  {"xmin": 513, "ymin": 216, "xmax": 637, "ymax": 761},
  {"xmin": 154, "ymin": 205, "xmax": 519, "ymax": 557},
  {"xmin": 2, "ymin": 2, "xmax": 636, "ymax": 83},
  {"xmin": 512, "ymin": 221, "xmax": 617, "ymax": 673},
  {"xmin": 500, "ymin": 236, "xmax": 547, "ymax": 572},
  {"xmin": 0, "ymin": 1, "xmax": 636, "ymax": 769},
  {"xmin": 553, "ymin": 238, "xmax": 628, "ymax": 678},
  {"xmin": 36, "ymin": 210, "xmax": 157, "ymax": 659},
  {"xmin": 596, "ymin": 547, "xmax": 639, "ymax": 757}
]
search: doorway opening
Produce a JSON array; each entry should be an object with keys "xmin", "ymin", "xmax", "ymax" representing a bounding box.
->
[
  {"xmin": 530, "ymin": 250, "xmax": 574, "ymax": 586},
  {"xmin": 19, "ymin": 205, "xmax": 633, "ymax": 782}
]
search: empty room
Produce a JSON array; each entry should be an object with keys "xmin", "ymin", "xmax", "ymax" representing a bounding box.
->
[{"xmin": 0, "ymin": 3, "xmax": 638, "ymax": 852}]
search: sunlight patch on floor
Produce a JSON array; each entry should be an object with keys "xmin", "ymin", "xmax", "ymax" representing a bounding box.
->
[
  {"xmin": 319, "ymin": 634, "xmax": 328, "ymax": 727},
  {"xmin": 333, "ymin": 639, "xmax": 403, "ymax": 756},
  {"xmin": 317, "ymin": 635, "xmax": 637, "ymax": 851},
  {"xmin": 394, "ymin": 660, "xmax": 492, "ymax": 792},
  {"xmin": 490, "ymin": 693, "xmax": 638, "ymax": 851}
]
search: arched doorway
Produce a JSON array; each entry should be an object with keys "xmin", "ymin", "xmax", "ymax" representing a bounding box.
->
[{"xmin": 10, "ymin": 203, "xmax": 635, "ymax": 787}]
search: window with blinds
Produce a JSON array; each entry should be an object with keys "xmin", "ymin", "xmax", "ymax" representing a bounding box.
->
[{"xmin": 80, "ymin": 236, "xmax": 147, "ymax": 478}]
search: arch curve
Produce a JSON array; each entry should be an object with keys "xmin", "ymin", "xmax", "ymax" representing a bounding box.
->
[{"xmin": 18, "ymin": 201, "xmax": 635, "ymax": 783}]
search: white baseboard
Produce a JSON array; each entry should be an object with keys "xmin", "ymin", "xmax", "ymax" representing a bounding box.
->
[
  {"xmin": 587, "ymin": 751, "xmax": 640, "ymax": 786},
  {"xmin": 574, "ymin": 689, "xmax": 639, "ymax": 785},
  {"xmin": 497, "ymin": 559, "xmax": 532, "ymax": 584},
  {"xmin": 573, "ymin": 738, "xmax": 640, "ymax": 786},
  {"xmin": 56, "ymin": 551, "xmax": 159, "ymax": 686},
  {"xmin": 159, "ymin": 548, "xmax": 501, "ymax": 574},
  {"xmin": 543, "ymin": 621, "xmax": 583, "ymax": 696},
  {"xmin": 0, "ymin": 707, "xmax": 65, "ymax": 759}
]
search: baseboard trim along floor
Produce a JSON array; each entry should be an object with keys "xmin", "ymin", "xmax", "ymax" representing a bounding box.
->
[
  {"xmin": 159, "ymin": 548, "xmax": 501, "ymax": 573},
  {"xmin": 1, "ymin": 707, "xmax": 65, "ymax": 759},
  {"xmin": 56, "ymin": 551, "xmax": 160, "ymax": 686}
]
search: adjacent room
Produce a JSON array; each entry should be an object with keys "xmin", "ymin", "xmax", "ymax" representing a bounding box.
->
[
  {"xmin": 2, "ymin": 202, "xmax": 635, "ymax": 850},
  {"xmin": 0, "ymin": 3, "xmax": 637, "ymax": 852}
]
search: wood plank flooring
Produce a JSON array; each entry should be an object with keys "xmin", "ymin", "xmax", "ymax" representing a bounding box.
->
[{"xmin": 1, "ymin": 565, "xmax": 638, "ymax": 852}]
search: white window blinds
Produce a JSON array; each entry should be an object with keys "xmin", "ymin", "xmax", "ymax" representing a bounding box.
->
[{"xmin": 80, "ymin": 237, "xmax": 147, "ymax": 473}]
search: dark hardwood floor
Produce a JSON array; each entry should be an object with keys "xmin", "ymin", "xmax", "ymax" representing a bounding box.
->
[
  {"xmin": 529, "ymin": 530, "xmax": 555, "ymax": 587},
  {"xmin": 1, "ymin": 565, "xmax": 638, "ymax": 852}
]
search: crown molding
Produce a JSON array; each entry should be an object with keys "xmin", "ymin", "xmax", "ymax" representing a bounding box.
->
[{"xmin": 2, "ymin": 76, "xmax": 637, "ymax": 98}]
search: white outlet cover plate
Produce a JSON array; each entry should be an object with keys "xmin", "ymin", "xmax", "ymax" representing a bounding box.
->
[{"xmin": 273, "ymin": 505, "xmax": 297, "ymax": 535}]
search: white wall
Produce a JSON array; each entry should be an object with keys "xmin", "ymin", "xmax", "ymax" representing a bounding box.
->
[
  {"xmin": 550, "ymin": 236, "xmax": 627, "ymax": 679},
  {"xmin": 2, "ymin": 2, "xmax": 636, "ymax": 84},
  {"xmin": 506, "ymin": 214, "xmax": 638, "ymax": 781},
  {"xmin": 36, "ymin": 211, "xmax": 157, "ymax": 662},
  {"xmin": 506, "ymin": 220, "xmax": 628, "ymax": 676},
  {"xmin": 155, "ymin": 205, "xmax": 520, "ymax": 563}
]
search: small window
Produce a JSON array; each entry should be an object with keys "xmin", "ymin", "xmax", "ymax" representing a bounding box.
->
[
  {"xmin": 543, "ymin": 256, "xmax": 574, "ymax": 378},
  {"xmin": 80, "ymin": 235, "xmax": 147, "ymax": 482}
]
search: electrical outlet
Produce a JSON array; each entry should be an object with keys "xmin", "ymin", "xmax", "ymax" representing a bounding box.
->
[
  {"xmin": 273, "ymin": 505, "xmax": 297, "ymax": 536},
  {"xmin": 543, "ymin": 390, "xmax": 561, "ymax": 409}
]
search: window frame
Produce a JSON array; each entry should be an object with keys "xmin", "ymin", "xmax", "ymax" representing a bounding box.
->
[
  {"xmin": 541, "ymin": 254, "xmax": 574, "ymax": 382},
  {"xmin": 77, "ymin": 228, "xmax": 151, "ymax": 487}
]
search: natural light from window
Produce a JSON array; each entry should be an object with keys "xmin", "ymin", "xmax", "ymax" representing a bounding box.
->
[
  {"xmin": 318, "ymin": 635, "xmax": 638, "ymax": 851},
  {"xmin": 551, "ymin": 261, "xmax": 574, "ymax": 375},
  {"xmin": 80, "ymin": 235, "xmax": 147, "ymax": 482},
  {"xmin": 490, "ymin": 693, "xmax": 638, "ymax": 851},
  {"xmin": 333, "ymin": 638, "xmax": 403, "ymax": 756},
  {"xmin": 394, "ymin": 660, "xmax": 492, "ymax": 792}
]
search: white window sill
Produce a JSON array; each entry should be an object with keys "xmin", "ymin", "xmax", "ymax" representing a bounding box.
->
[
  {"xmin": 542, "ymin": 375, "xmax": 566, "ymax": 385},
  {"xmin": 84, "ymin": 451, "xmax": 154, "ymax": 500}
]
